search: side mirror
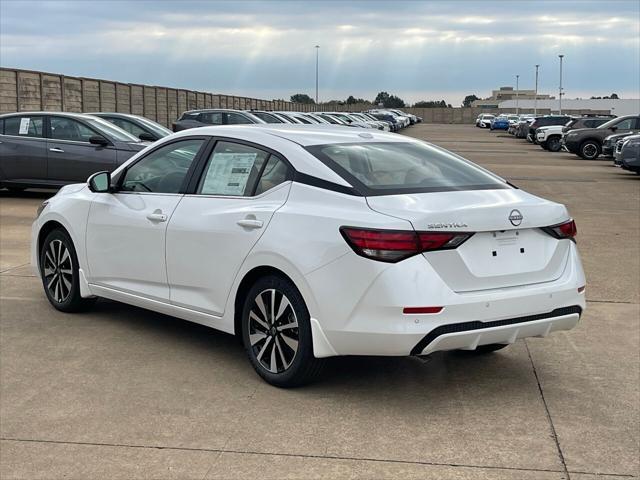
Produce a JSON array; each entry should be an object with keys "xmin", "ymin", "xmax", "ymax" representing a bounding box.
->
[
  {"xmin": 88, "ymin": 171, "xmax": 111, "ymax": 193},
  {"xmin": 610, "ymin": 126, "xmax": 618, "ymax": 131},
  {"xmin": 138, "ymin": 132, "xmax": 155, "ymax": 142},
  {"xmin": 89, "ymin": 135, "xmax": 109, "ymax": 146}
]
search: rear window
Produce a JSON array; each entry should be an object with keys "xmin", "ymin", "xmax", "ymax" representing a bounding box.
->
[
  {"xmin": 252, "ymin": 112, "xmax": 283, "ymax": 124},
  {"xmin": 3, "ymin": 116, "xmax": 44, "ymax": 137},
  {"xmin": 306, "ymin": 142, "xmax": 509, "ymax": 195}
]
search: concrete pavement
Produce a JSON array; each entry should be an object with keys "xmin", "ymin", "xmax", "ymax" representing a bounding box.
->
[{"xmin": 1, "ymin": 124, "xmax": 638, "ymax": 479}]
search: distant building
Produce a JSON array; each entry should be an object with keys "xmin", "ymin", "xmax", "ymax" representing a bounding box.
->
[
  {"xmin": 498, "ymin": 98, "xmax": 640, "ymax": 117},
  {"xmin": 472, "ymin": 86, "xmax": 553, "ymax": 108}
]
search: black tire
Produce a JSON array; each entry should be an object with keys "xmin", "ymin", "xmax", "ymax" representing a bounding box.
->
[
  {"xmin": 241, "ymin": 274, "xmax": 324, "ymax": 387},
  {"xmin": 458, "ymin": 343, "xmax": 509, "ymax": 354},
  {"xmin": 579, "ymin": 140, "xmax": 601, "ymax": 159},
  {"xmin": 39, "ymin": 228, "xmax": 96, "ymax": 313},
  {"xmin": 547, "ymin": 136, "xmax": 562, "ymax": 152}
]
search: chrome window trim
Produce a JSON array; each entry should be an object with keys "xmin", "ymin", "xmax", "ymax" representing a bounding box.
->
[
  {"xmin": 183, "ymin": 180, "xmax": 291, "ymax": 200},
  {"xmin": 0, "ymin": 133, "xmax": 47, "ymax": 142}
]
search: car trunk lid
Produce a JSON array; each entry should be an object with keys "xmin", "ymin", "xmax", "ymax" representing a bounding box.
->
[{"xmin": 367, "ymin": 189, "xmax": 571, "ymax": 292}]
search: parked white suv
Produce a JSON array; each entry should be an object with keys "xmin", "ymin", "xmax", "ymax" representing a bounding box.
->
[{"xmin": 536, "ymin": 126, "xmax": 564, "ymax": 152}]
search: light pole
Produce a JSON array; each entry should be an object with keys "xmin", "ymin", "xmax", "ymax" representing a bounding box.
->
[
  {"xmin": 558, "ymin": 54, "xmax": 564, "ymax": 114},
  {"xmin": 534, "ymin": 64, "xmax": 539, "ymax": 116},
  {"xmin": 515, "ymin": 74, "xmax": 520, "ymax": 115},
  {"xmin": 315, "ymin": 45, "xmax": 320, "ymax": 104}
]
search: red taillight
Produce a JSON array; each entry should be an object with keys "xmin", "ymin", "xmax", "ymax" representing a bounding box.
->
[
  {"xmin": 340, "ymin": 227, "xmax": 472, "ymax": 263},
  {"xmin": 542, "ymin": 219, "xmax": 577, "ymax": 241},
  {"xmin": 403, "ymin": 306, "xmax": 443, "ymax": 314}
]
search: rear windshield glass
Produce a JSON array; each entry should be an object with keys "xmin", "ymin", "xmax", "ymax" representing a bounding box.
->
[
  {"xmin": 305, "ymin": 142, "xmax": 509, "ymax": 195},
  {"xmin": 84, "ymin": 117, "xmax": 141, "ymax": 142}
]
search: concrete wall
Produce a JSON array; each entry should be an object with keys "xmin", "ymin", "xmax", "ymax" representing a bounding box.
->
[
  {"xmin": 0, "ymin": 67, "xmax": 615, "ymax": 126},
  {"xmin": 0, "ymin": 68, "xmax": 321, "ymax": 127}
]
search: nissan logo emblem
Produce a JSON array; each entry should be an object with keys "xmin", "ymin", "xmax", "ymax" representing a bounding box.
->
[{"xmin": 509, "ymin": 209, "xmax": 523, "ymax": 226}]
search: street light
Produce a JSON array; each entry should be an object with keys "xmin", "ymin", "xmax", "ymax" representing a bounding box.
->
[
  {"xmin": 315, "ymin": 45, "xmax": 320, "ymax": 104},
  {"xmin": 515, "ymin": 74, "xmax": 520, "ymax": 115},
  {"xmin": 534, "ymin": 64, "xmax": 540, "ymax": 116},
  {"xmin": 558, "ymin": 54, "xmax": 564, "ymax": 114}
]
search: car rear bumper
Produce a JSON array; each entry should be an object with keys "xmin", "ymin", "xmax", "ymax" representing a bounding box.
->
[
  {"xmin": 411, "ymin": 306, "xmax": 580, "ymax": 355},
  {"xmin": 306, "ymin": 243, "xmax": 586, "ymax": 357}
]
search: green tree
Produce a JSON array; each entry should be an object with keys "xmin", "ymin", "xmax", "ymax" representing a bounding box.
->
[
  {"xmin": 462, "ymin": 94, "xmax": 479, "ymax": 107},
  {"xmin": 374, "ymin": 91, "xmax": 405, "ymax": 108},
  {"xmin": 290, "ymin": 93, "xmax": 315, "ymax": 104},
  {"xmin": 346, "ymin": 95, "xmax": 368, "ymax": 105},
  {"xmin": 413, "ymin": 100, "xmax": 452, "ymax": 108}
]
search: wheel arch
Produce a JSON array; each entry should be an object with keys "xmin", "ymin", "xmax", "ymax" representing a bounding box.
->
[
  {"xmin": 233, "ymin": 265, "xmax": 302, "ymax": 338},
  {"xmin": 37, "ymin": 220, "xmax": 68, "ymax": 272},
  {"xmin": 580, "ymin": 136, "xmax": 602, "ymax": 146}
]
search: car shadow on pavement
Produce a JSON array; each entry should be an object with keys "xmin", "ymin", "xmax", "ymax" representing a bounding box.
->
[
  {"xmin": 0, "ymin": 189, "xmax": 56, "ymax": 200},
  {"xmin": 87, "ymin": 298, "xmax": 535, "ymax": 399}
]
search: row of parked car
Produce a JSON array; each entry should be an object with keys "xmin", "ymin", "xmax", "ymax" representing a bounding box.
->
[
  {"xmin": 0, "ymin": 108, "xmax": 421, "ymax": 190},
  {"xmin": 476, "ymin": 112, "xmax": 640, "ymax": 174},
  {"xmin": 171, "ymin": 108, "xmax": 421, "ymax": 132}
]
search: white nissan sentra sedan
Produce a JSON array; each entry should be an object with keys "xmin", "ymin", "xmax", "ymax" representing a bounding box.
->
[{"xmin": 32, "ymin": 125, "xmax": 586, "ymax": 387}]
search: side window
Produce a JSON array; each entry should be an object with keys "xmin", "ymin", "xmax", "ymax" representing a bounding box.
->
[
  {"xmin": 121, "ymin": 139, "xmax": 204, "ymax": 193},
  {"xmin": 197, "ymin": 141, "xmax": 270, "ymax": 196},
  {"xmin": 199, "ymin": 112, "xmax": 222, "ymax": 125},
  {"xmin": 254, "ymin": 156, "xmax": 291, "ymax": 195},
  {"xmin": 0, "ymin": 119, "xmax": 3, "ymax": 134},
  {"xmin": 3, "ymin": 116, "xmax": 44, "ymax": 138},
  {"xmin": 50, "ymin": 117, "xmax": 96, "ymax": 142},
  {"xmin": 225, "ymin": 113, "xmax": 253, "ymax": 125},
  {"xmin": 109, "ymin": 118, "xmax": 146, "ymax": 138},
  {"xmin": 615, "ymin": 118, "xmax": 635, "ymax": 130}
]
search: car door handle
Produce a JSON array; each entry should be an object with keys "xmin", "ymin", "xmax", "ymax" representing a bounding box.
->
[
  {"xmin": 146, "ymin": 212, "xmax": 168, "ymax": 222},
  {"xmin": 49, "ymin": 147, "xmax": 65, "ymax": 153},
  {"xmin": 237, "ymin": 219, "xmax": 263, "ymax": 229}
]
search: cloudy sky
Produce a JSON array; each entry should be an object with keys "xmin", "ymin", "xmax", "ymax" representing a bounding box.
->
[{"xmin": 1, "ymin": 0, "xmax": 638, "ymax": 105}]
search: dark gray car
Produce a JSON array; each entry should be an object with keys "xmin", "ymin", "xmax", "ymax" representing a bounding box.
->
[
  {"xmin": 615, "ymin": 134, "xmax": 640, "ymax": 174},
  {"xmin": 0, "ymin": 112, "xmax": 148, "ymax": 191},
  {"xmin": 91, "ymin": 113, "xmax": 172, "ymax": 141},
  {"xmin": 172, "ymin": 109, "xmax": 266, "ymax": 132}
]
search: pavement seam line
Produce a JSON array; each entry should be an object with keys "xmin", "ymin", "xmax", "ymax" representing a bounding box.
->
[
  {"xmin": 525, "ymin": 339, "xmax": 571, "ymax": 480},
  {"xmin": 0, "ymin": 437, "xmax": 564, "ymax": 475},
  {"xmin": 0, "ymin": 262, "xmax": 30, "ymax": 274},
  {"xmin": 1, "ymin": 437, "xmax": 636, "ymax": 477}
]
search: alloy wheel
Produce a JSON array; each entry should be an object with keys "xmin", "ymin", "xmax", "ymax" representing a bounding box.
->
[
  {"xmin": 43, "ymin": 239, "xmax": 73, "ymax": 303},
  {"xmin": 247, "ymin": 288, "xmax": 299, "ymax": 374},
  {"xmin": 582, "ymin": 143, "xmax": 598, "ymax": 159}
]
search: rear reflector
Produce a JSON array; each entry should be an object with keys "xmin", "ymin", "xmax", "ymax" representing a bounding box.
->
[
  {"xmin": 541, "ymin": 219, "xmax": 577, "ymax": 241},
  {"xmin": 341, "ymin": 227, "xmax": 473, "ymax": 263},
  {"xmin": 403, "ymin": 306, "xmax": 443, "ymax": 315},
  {"xmin": 578, "ymin": 285, "xmax": 586, "ymax": 293}
]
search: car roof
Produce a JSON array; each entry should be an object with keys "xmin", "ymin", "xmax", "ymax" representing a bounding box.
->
[
  {"xmin": 182, "ymin": 108, "xmax": 249, "ymax": 114},
  {"xmin": 170, "ymin": 124, "xmax": 408, "ymax": 147},
  {"xmin": 0, "ymin": 111, "xmax": 101, "ymax": 120}
]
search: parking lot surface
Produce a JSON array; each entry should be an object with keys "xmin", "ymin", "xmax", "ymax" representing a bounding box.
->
[{"xmin": 1, "ymin": 124, "xmax": 638, "ymax": 479}]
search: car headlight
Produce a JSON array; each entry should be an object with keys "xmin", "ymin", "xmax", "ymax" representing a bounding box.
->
[
  {"xmin": 624, "ymin": 138, "xmax": 640, "ymax": 147},
  {"xmin": 36, "ymin": 200, "xmax": 49, "ymax": 218}
]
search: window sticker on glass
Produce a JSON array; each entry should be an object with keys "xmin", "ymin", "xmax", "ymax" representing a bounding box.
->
[
  {"xmin": 201, "ymin": 152, "xmax": 258, "ymax": 195},
  {"xmin": 19, "ymin": 118, "xmax": 30, "ymax": 135}
]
